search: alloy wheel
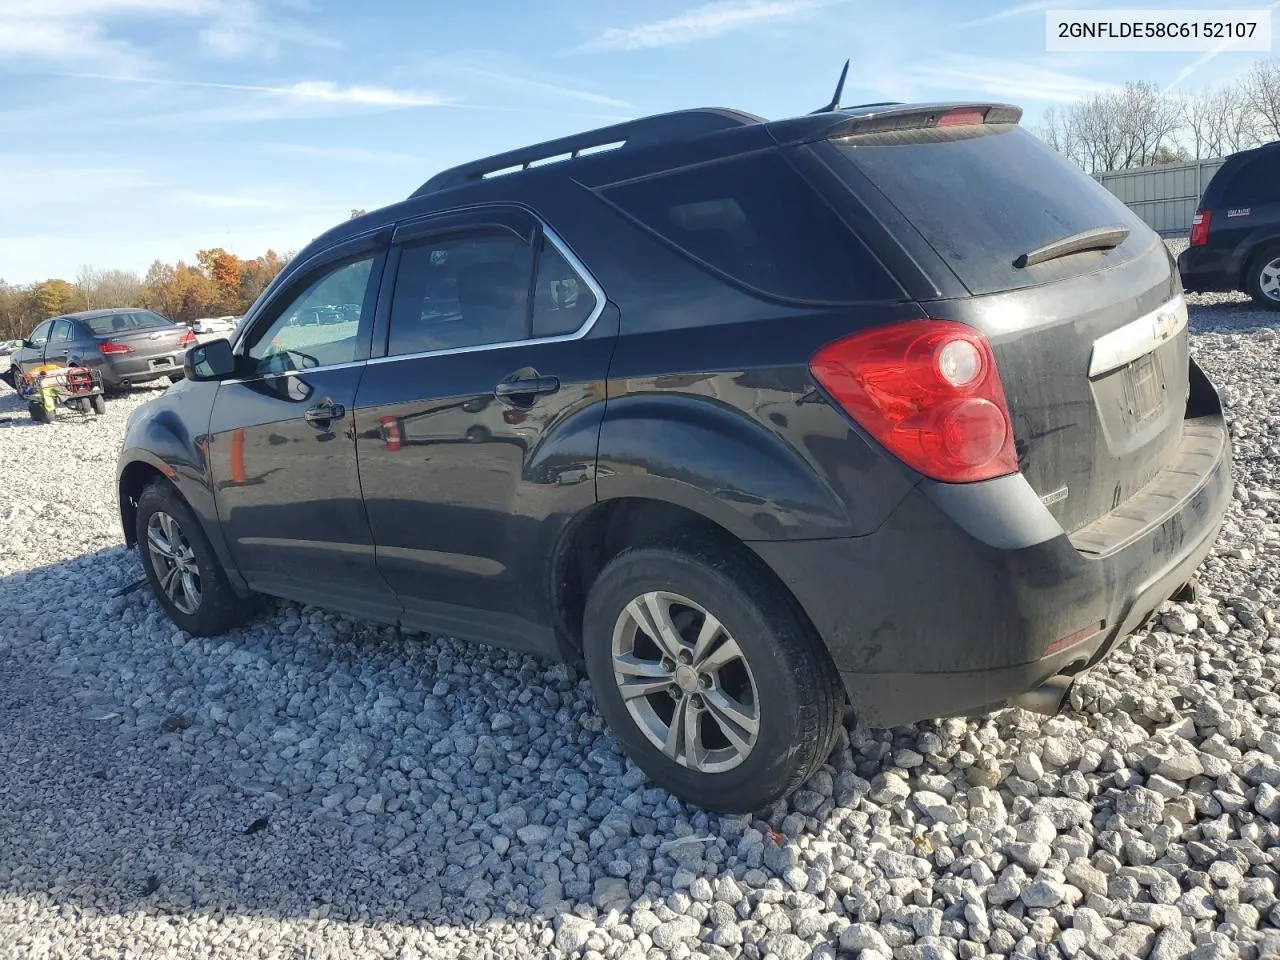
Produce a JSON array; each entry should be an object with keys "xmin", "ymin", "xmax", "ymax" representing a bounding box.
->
[
  {"xmin": 1260, "ymin": 256, "xmax": 1280, "ymax": 304},
  {"xmin": 610, "ymin": 591, "xmax": 760, "ymax": 774},
  {"xmin": 146, "ymin": 510, "xmax": 202, "ymax": 615}
]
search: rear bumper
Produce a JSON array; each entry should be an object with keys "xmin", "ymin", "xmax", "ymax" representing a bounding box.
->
[
  {"xmin": 751, "ymin": 361, "xmax": 1232, "ymax": 728},
  {"xmin": 1177, "ymin": 245, "xmax": 1236, "ymax": 292},
  {"xmin": 102, "ymin": 357, "xmax": 182, "ymax": 386}
]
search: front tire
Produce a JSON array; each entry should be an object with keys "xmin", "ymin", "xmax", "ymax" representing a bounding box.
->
[
  {"xmin": 135, "ymin": 480, "xmax": 244, "ymax": 636},
  {"xmin": 27, "ymin": 400, "xmax": 50, "ymax": 423},
  {"xmin": 1246, "ymin": 244, "xmax": 1280, "ymax": 311},
  {"xmin": 583, "ymin": 539, "xmax": 844, "ymax": 813},
  {"xmin": 90, "ymin": 394, "xmax": 107, "ymax": 415}
]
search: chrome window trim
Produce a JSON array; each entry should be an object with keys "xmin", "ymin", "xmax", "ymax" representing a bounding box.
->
[
  {"xmin": 1088, "ymin": 294, "xmax": 1187, "ymax": 378},
  {"xmin": 222, "ymin": 359, "xmax": 367, "ymax": 387},
  {"xmin": 368, "ymin": 222, "xmax": 606, "ymax": 366}
]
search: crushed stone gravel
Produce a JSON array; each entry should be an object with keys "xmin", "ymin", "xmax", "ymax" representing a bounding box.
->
[{"xmin": 1, "ymin": 241, "xmax": 1278, "ymax": 958}]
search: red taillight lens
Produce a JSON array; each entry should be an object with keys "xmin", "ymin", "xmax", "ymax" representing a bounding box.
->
[
  {"xmin": 809, "ymin": 319, "xmax": 1019, "ymax": 483},
  {"xmin": 98, "ymin": 341, "xmax": 133, "ymax": 355},
  {"xmin": 1189, "ymin": 209, "xmax": 1211, "ymax": 247},
  {"xmin": 177, "ymin": 330, "xmax": 196, "ymax": 346}
]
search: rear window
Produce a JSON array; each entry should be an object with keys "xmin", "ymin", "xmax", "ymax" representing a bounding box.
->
[
  {"xmin": 83, "ymin": 311, "xmax": 171, "ymax": 336},
  {"xmin": 1221, "ymin": 155, "xmax": 1280, "ymax": 206},
  {"xmin": 833, "ymin": 125, "xmax": 1148, "ymax": 295},
  {"xmin": 600, "ymin": 151, "xmax": 895, "ymax": 303}
]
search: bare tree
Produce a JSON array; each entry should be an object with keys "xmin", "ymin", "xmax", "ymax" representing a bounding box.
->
[
  {"xmin": 74, "ymin": 265, "xmax": 144, "ymax": 311},
  {"xmin": 1114, "ymin": 82, "xmax": 1183, "ymax": 168},
  {"xmin": 1036, "ymin": 106, "xmax": 1078, "ymax": 161},
  {"xmin": 1181, "ymin": 88, "xmax": 1219, "ymax": 159},
  {"xmin": 1245, "ymin": 58, "xmax": 1280, "ymax": 141},
  {"xmin": 1039, "ymin": 81, "xmax": 1207, "ymax": 172},
  {"xmin": 1216, "ymin": 81, "xmax": 1265, "ymax": 154},
  {"xmin": 93, "ymin": 269, "xmax": 144, "ymax": 307}
]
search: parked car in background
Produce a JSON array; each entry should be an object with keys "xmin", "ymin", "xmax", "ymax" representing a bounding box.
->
[
  {"xmin": 9, "ymin": 308, "xmax": 194, "ymax": 392},
  {"xmin": 1178, "ymin": 140, "xmax": 1280, "ymax": 309},
  {"xmin": 191, "ymin": 315, "xmax": 240, "ymax": 335},
  {"xmin": 0, "ymin": 338, "xmax": 22, "ymax": 357},
  {"xmin": 118, "ymin": 99, "xmax": 1230, "ymax": 812}
]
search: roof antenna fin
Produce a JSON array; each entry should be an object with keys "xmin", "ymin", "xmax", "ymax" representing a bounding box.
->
[{"xmin": 810, "ymin": 59, "xmax": 850, "ymax": 114}]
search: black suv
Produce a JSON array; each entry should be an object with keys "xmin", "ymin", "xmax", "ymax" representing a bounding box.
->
[
  {"xmin": 117, "ymin": 100, "xmax": 1231, "ymax": 812},
  {"xmin": 1178, "ymin": 140, "xmax": 1280, "ymax": 309}
]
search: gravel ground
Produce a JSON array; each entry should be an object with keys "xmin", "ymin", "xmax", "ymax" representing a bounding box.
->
[{"xmin": 1, "ymin": 248, "xmax": 1278, "ymax": 960}]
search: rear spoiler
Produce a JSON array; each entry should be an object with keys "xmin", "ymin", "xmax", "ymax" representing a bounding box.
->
[{"xmin": 771, "ymin": 102, "xmax": 1023, "ymax": 145}]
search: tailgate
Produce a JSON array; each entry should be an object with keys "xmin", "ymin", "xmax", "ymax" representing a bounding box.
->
[
  {"xmin": 933, "ymin": 241, "xmax": 1188, "ymax": 533},
  {"xmin": 818, "ymin": 118, "xmax": 1190, "ymax": 534}
]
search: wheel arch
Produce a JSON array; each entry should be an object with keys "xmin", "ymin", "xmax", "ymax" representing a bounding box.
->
[
  {"xmin": 116, "ymin": 448, "xmax": 250, "ymax": 596},
  {"xmin": 1244, "ymin": 237, "xmax": 1280, "ymax": 285},
  {"xmin": 548, "ymin": 496, "xmax": 826, "ymax": 663}
]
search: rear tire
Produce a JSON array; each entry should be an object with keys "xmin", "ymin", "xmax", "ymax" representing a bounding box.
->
[
  {"xmin": 27, "ymin": 400, "xmax": 50, "ymax": 423},
  {"xmin": 1246, "ymin": 244, "xmax": 1280, "ymax": 311},
  {"xmin": 582, "ymin": 539, "xmax": 844, "ymax": 814},
  {"xmin": 90, "ymin": 394, "xmax": 107, "ymax": 415},
  {"xmin": 135, "ymin": 480, "xmax": 245, "ymax": 637},
  {"xmin": 168, "ymin": 374, "xmax": 183, "ymax": 384}
]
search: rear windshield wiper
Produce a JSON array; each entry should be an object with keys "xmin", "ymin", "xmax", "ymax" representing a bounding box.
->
[{"xmin": 1013, "ymin": 225, "xmax": 1130, "ymax": 269}]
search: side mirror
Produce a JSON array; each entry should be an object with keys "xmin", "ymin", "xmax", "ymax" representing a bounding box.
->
[
  {"xmin": 22, "ymin": 339, "xmax": 35, "ymax": 349},
  {"xmin": 184, "ymin": 338, "xmax": 236, "ymax": 382}
]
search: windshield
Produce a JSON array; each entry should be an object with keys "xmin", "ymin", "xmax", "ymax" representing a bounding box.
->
[
  {"xmin": 83, "ymin": 311, "xmax": 173, "ymax": 336},
  {"xmin": 832, "ymin": 125, "xmax": 1148, "ymax": 295}
]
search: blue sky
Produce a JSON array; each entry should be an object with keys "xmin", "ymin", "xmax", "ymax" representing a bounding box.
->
[{"xmin": 0, "ymin": 0, "xmax": 1275, "ymax": 284}]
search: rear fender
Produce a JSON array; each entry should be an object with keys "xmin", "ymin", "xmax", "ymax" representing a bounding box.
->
[{"xmin": 596, "ymin": 393, "xmax": 910, "ymax": 540}]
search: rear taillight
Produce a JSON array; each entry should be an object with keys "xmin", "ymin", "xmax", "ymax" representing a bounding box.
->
[
  {"xmin": 809, "ymin": 319, "xmax": 1019, "ymax": 483},
  {"xmin": 177, "ymin": 331, "xmax": 196, "ymax": 346},
  {"xmin": 98, "ymin": 341, "xmax": 133, "ymax": 355},
  {"xmin": 1189, "ymin": 209, "xmax": 1211, "ymax": 247}
]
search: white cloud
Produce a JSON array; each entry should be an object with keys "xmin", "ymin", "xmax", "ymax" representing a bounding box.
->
[
  {"xmin": 957, "ymin": 0, "xmax": 1097, "ymax": 28},
  {"xmin": 449, "ymin": 66, "xmax": 631, "ymax": 109},
  {"xmin": 1165, "ymin": 0, "xmax": 1280, "ymax": 89},
  {"xmin": 899, "ymin": 55, "xmax": 1113, "ymax": 105},
  {"xmin": 64, "ymin": 73, "xmax": 457, "ymax": 107},
  {"xmin": 263, "ymin": 144, "xmax": 423, "ymax": 165},
  {"xmin": 171, "ymin": 190, "xmax": 274, "ymax": 208},
  {"xmin": 578, "ymin": 0, "xmax": 827, "ymax": 52},
  {"xmin": 0, "ymin": 0, "xmax": 333, "ymax": 63}
]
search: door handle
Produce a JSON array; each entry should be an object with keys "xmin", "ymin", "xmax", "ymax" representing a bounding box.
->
[
  {"xmin": 494, "ymin": 376, "xmax": 559, "ymax": 399},
  {"xmin": 303, "ymin": 401, "xmax": 345, "ymax": 423}
]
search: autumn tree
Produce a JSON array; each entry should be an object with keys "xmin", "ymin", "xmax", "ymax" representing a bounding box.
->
[
  {"xmin": 25, "ymin": 279, "xmax": 81, "ymax": 320},
  {"xmin": 197, "ymin": 248, "xmax": 245, "ymax": 313},
  {"xmin": 8, "ymin": 244, "xmax": 290, "ymax": 335}
]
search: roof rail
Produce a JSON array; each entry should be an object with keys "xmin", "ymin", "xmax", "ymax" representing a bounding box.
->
[{"xmin": 409, "ymin": 107, "xmax": 763, "ymax": 198}]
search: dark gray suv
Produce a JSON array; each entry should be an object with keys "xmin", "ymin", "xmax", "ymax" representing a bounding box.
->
[{"xmin": 117, "ymin": 99, "xmax": 1231, "ymax": 812}]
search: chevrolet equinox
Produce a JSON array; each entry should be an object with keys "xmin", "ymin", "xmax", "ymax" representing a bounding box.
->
[{"xmin": 117, "ymin": 99, "xmax": 1232, "ymax": 813}]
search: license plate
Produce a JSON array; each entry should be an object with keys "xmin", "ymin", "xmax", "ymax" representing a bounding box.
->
[
  {"xmin": 1126, "ymin": 352, "xmax": 1163, "ymax": 423},
  {"xmin": 151, "ymin": 356, "xmax": 173, "ymax": 368}
]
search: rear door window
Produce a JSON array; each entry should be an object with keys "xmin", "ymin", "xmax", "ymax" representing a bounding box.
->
[
  {"xmin": 387, "ymin": 231, "xmax": 534, "ymax": 356},
  {"xmin": 831, "ymin": 125, "xmax": 1149, "ymax": 295},
  {"xmin": 599, "ymin": 150, "xmax": 894, "ymax": 303}
]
